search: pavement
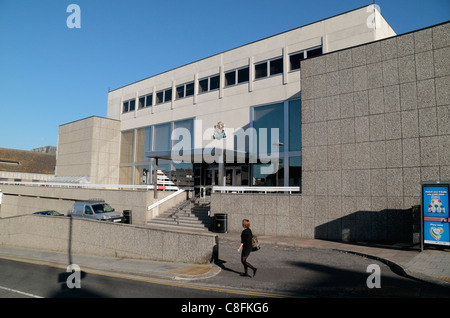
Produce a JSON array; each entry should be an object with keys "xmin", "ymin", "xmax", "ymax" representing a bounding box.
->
[{"xmin": 0, "ymin": 231, "xmax": 449, "ymax": 292}]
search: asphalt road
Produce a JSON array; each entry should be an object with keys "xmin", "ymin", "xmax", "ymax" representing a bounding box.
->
[
  {"xmin": 1, "ymin": 238, "xmax": 449, "ymax": 300},
  {"xmin": 0, "ymin": 257, "xmax": 247, "ymax": 299}
]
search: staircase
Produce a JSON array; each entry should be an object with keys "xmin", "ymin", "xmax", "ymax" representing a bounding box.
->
[{"xmin": 148, "ymin": 196, "xmax": 212, "ymax": 231}]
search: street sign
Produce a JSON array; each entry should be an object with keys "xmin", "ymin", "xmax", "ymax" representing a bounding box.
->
[{"xmin": 421, "ymin": 182, "xmax": 450, "ymax": 250}]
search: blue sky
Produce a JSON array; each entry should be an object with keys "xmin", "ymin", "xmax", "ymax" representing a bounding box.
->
[{"xmin": 0, "ymin": 0, "xmax": 449, "ymax": 151}]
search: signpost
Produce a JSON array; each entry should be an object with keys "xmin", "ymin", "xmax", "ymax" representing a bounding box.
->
[{"xmin": 421, "ymin": 181, "xmax": 450, "ymax": 251}]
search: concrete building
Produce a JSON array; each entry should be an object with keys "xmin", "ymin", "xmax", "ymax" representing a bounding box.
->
[
  {"xmin": 100, "ymin": 5, "xmax": 395, "ymax": 190},
  {"xmin": 10, "ymin": 5, "xmax": 448, "ymax": 242}
]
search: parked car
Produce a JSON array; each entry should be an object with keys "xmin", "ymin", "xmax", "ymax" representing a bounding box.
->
[
  {"xmin": 33, "ymin": 210, "xmax": 64, "ymax": 216},
  {"xmin": 71, "ymin": 200, "xmax": 124, "ymax": 223}
]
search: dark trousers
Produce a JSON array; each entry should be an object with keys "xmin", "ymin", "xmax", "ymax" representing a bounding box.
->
[{"xmin": 241, "ymin": 253, "xmax": 256, "ymax": 273}]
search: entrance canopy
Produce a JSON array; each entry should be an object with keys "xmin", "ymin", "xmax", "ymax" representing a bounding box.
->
[{"xmin": 144, "ymin": 147, "xmax": 249, "ymax": 164}]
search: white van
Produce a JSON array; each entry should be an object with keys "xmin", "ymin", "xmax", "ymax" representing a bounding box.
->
[{"xmin": 71, "ymin": 200, "xmax": 124, "ymax": 223}]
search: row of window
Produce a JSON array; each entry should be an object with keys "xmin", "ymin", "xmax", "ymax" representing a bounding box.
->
[{"xmin": 122, "ymin": 46, "xmax": 321, "ymax": 113}]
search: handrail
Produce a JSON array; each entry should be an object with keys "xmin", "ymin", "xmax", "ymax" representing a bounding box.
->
[
  {"xmin": 147, "ymin": 189, "xmax": 186, "ymax": 211},
  {"xmin": 0, "ymin": 180, "xmax": 181, "ymax": 191},
  {"xmin": 212, "ymin": 186, "xmax": 300, "ymax": 194}
]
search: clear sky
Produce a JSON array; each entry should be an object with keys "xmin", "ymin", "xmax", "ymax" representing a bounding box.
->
[{"xmin": 0, "ymin": 0, "xmax": 449, "ymax": 151}]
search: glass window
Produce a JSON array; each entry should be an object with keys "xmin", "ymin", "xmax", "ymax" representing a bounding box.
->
[
  {"xmin": 144, "ymin": 126, "xmax": 152, "ymax": 155},
  {"xmin": 135, "ymin": 128, "xmax": 146, "ymax": 162},
  {"xmin": 122, "ymin": 101, "xmax": 129, "ymax": 113},
  {"xmin": 306, "ymin": 47, "xmax": 322, "ymax": 59},
  {"xmin": 289, "ymin": 51, "xmax": 304, "ymax": 71},
  {"xmin": 129, "ymin": 99, "xmax": 135, "ymax": 111},
  {"xmin": 255, "ymin": 62, "xmax": 267, "ymax": 79},
  {"xmin": 165, "ymin": 88, "xmax": 172, "ymax": 102},
  {"xmin": 153, "ymin": 123, "xmax": 171, "ymax": 151},
  {"xmin": 289, "ymin": 156, "xmax": 301, "ymax": 187},
  {"xmin": 238, "ymin": 67, "xmax": 249, "ymax": 83},
  {"xmin": 156, "ymin": 91, "xmax": 164, "ymax": 104},
  {"xmin": 289, "ymin": 99, "xmax": 301, "ymax": 151},
  {"xmin": 210, "ymin": 75, "xmax": 220, "ymax": 90},
  {"xmin": 185, "ymin": 82, "xmax": 194, "ymax": 96},
  {"xmin": 253, "ymin": 103, "xmax": 284, "ymax": 155},
  {"xmin": 225, "ymin": 71, "xmax": 236, "ymax": 86},
  {"xmin": 138, "ymin": 96, "xmax": 145, "ymax": 109},
  {"xmin": 173, "ymin": 118, "xmax": 194, "ymax": 149},
  {"xmin": 145, "ymin": 94, "xmax": 152, "ymax": 107},
  {"xmin": 269, "ymin": 57, "xmax": 283, "ymax": 76},
  {"xmin": 176, "ymin": 85, "xmax": 185, "ymax": 99},
  {"xmin": 120, "ymin": 130, "xmax": 134, "ymax": 163},
  {"xmin": 252, "ymin": 159, "xmax": 284, "ymax": 186},
  {"xmin": 199, "ymin": 78, "xmax": 208, "ymax": 93}
]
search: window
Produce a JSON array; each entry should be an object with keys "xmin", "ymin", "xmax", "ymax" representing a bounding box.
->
[
  {"xmin": 138, "ymin": 94, "xmax": 152, "ymax": 109},
  {"xmin": 156, "ymin": 88, "xmax": 172, "ymax": 104},
  {"xmin": 199, "ymin": 78, "xmax": 208, "ymax": 93},
  {"xmin": 198, "ymin": 74, "xmax": 220, "ymax": 94},
  {"xmin": 238, "ymin": 67, "xmax": 249, "ymax": 83},
  {"xmin": 253, "ymin": 102, "xmax": 285, "ymax": 154},
  {"xmin": 176, "ymin": 82, "xmax": 194, "ymax": 99},
  {"xmin": 251, "ymin": 99, "xmax": 302, "ymax": 189},
  {"xmin": 225, "ymin": 71, "xmax": 236, "ymax": 86},
  {"xmin": 255, "ymin": 57, "xmax": 283, "ymax": 79},
  {"xmin": 122, "ymin": 99, "xmax": 135, "ymax": 113},
  {"xmin": 289, "ymin": 99, "xmax": 301, "ymax": 151},
  {"xmin": 254, "ymin": 62, "xmax": 267, "ymax": 79},
  {"xmin": 269, "ymin": 57, "xmax": 283, "ymax": 76},
  {"xmin": 289, "ymin": 51, "xmax": 304, "ymax": 71},
  {"xmin": 289, "ymin": 46, "xmax": 322, "ymax": 71},
  {"xmin": 225, "ymin": 67, "xmax": 250, "ymax": 87},
  {"xmin": 306, "ymin": 46, "xmax": 322, "ymax": 59},
  {"xmin": 153, "ymin": 123, "xmax": 171, "ymax": 151}
]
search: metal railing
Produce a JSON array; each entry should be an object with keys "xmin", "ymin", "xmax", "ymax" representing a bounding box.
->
[
  {"xmin": 212, "ymin": 186, "xmax": 300, "ymax": 194},
  {"xmin": 147, "ymin": 189, "xmax": 186, "ymax": 211},
  {"xmin": 0, "ymin": 180, "xmax": 181, "ymax": 191}
]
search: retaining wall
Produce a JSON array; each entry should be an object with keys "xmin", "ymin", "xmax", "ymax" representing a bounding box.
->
[{"xmin": 0, "ymin": 214, "xmax": 217, "ymax": 264}]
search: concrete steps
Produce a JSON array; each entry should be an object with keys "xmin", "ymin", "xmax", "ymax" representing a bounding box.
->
[{"xmin": 148, "ymin": 197, "xmax": 212, "ymax": 231}]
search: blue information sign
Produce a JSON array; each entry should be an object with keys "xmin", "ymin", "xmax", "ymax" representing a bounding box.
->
[{"xmin": 422, "ymin": 183, "xmax": 450, "ymax": 247}]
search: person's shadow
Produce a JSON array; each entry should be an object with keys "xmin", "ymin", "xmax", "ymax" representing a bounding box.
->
[{"xmin": 215, "ymin": 259, "xmax": 242, "ymax": 275}]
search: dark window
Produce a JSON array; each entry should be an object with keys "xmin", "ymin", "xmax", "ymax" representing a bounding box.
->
[
  {"xmin": 255, "ymin": 62, "xmax": 268, "ymax": 79},
  {"xmin": 289, "ymin": 51, "xmax": 304, "ymax": 70},
  {"xmin": 145, "ymin": 94, "xmax": 152, "ymax": 107},
  {"xmin": 306, "ymin": 47, "xmax": 322, "ymax": 59},
  {"xmin": 209, "ymin": 75, "xmax": 220, "ymax": 90},
  {"xmin": 129, "ymin": 99, "xmax": 135, "ymax": 111},
  {"xmin": 237, "ymin": 67, "xmax": 249, "ymax": 83},
  {"xmin": 225, "ymin": 71, "xmax": 236, "ymax": 86},
  {"xmin": 269, "ymin": 58, "xmax": 283, "ymax": 76},
  {"xmin": 156, "ymin": 91, "xmax": 164, "ymax": 104},
  {"xmin": 176, "ymin": 85, "xmax": 185, "ymax": 99},
  {"xmin": 185, "ymin": 82, "xmax": 194, "ymax": 96},
  {"xmin": 139, "ymin": 96, "xmax": 145, "ymax": 108},
  {"xmin": 199, "ymin": 78, "xmax": 208, "ymax": 93},
  {"xmin": 165, "ymin": 88, "xmax": 172, "ymax": 102}
]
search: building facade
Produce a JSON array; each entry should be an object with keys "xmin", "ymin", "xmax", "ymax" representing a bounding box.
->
[
  {"xmin": 102, "ymin": 5, "xmax": 395, "ymax": 190},
  {"xmin": 54, "ymin": 5, "xmax": 449, "ymax": 241}
]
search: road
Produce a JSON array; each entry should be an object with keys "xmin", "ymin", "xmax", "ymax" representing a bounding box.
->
[{"xmin": 0, "ymin": 238, "xmax": 449, "ymax": 300}]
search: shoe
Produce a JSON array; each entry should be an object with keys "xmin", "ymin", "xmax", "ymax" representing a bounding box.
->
[
  {"xmin": 252, "ymin": 268, "xmax": 257, "ymax": 277},
  {"xmin": 240, "ymin": 273, "xmax": 251, "ymax": 277}
]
